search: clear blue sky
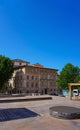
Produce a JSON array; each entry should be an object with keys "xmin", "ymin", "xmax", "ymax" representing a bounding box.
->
[{"xmin": 0, "ymin": 0, "xmax": 80, "ymax": 72}]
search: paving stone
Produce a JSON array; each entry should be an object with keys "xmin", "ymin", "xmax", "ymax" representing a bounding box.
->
[
  {"xmin": 0, "ymin": 96, "xmax": 80, "ymax": 130},
  {"xmin": 0, "ymin": 108, "xmax": 39, "ymax": 122}
]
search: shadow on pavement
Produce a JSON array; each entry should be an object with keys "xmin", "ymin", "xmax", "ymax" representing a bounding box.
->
[{"xmin": 0, "ymin": 108, "xmax": 40, "ymax": 122}]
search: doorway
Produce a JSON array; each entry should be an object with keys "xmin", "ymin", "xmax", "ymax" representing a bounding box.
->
[{"xmin": 45, "ymin": 88, "xmax": 47, "ymax": 94}]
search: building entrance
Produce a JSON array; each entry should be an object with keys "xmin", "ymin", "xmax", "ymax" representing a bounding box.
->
[{"xmin": 45, "ymin": 88, "xmax": 48, "ymax": 94}]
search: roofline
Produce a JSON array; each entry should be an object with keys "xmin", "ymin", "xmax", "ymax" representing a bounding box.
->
[
  {"xmin": 12, "ymin": 59, "xmax": 30, "ymax": 64},
  {"xmin": 13, "ymin": 64, "xmax": 58, "ymax": 71}
]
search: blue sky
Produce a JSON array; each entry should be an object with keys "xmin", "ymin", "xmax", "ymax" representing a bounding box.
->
[{"xmin": 0, "ymin": 0, "xmax": 80, "ymax": 72}]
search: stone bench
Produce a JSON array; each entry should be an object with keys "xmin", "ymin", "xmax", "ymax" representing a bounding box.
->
[{"xmin": 49, "ymin": 106, "xmax": 80, "ymax": 119}]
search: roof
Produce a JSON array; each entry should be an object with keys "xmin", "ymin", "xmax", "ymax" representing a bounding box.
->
[
  {"xmin": 14, "ymin": 64, "xmax": 58, "ymax": 71},
  {"xmin": 12, "ymin": 59, "xmax": 58, "ymax": 71},
  {"xmin": 32, "ymin": 63, "xmax": 44, "ymax": 68},
  {"xmin": 12, "ymin": 59, "xmax": 30, "ymax": 64}
]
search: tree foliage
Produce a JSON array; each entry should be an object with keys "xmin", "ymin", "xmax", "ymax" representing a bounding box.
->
[
  {"xmin": 0, "ymin": 55, "xmax": 13, "ymax": 90},
  {"xmin": 57, "ymin": 63, "xmax": 80, "ymax": 89}
]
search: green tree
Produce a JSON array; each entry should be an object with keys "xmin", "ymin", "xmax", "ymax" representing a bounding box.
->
[
  {"xmin": 0, "ymin": 55, "xmax": 13, "ymax": 91},
  {"xmin": 57, "ymin": 63, "xmax": 80, "ymax": 89}
]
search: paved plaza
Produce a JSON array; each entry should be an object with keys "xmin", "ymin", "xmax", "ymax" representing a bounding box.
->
[{"xmin": 0, "ymin": 96, "xmax": 80, "ymax": 130}]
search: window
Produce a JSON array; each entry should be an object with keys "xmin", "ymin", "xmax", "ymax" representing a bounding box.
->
[
  {"xmin": 26, "ymin": 68, "xmax": 29, "ymax": 73},
  {"xmin": 19, "ymin": 62, "xmax": 22, "ymax": 66},
  {"xmin": 35, "ymin": 83, "xmax": 38, "ymax": 87},
  {"xmin": 26, "ymin": 90, "xmax": 29, "ymax": 93},
  {"xmin": 35, "ymin": 68, "xmax": 38, "ymax": 72},
  {"xmin": 35, "ymin": 76, "xmax": 38, "ymax": 80},
  {"xmin": 32, "ymin": 76, "xmax": 34, "ymax": 80},
  {"xmin": 26, "ymin": 82, "xmax": 29, "ymax": 87},
  {"xmin": 31, "ymin": 83, "xmax": 34, "ymax": 87},
  {"xmin": 27, "ymin": 75, "xmax": 29, "ymax": 80}
]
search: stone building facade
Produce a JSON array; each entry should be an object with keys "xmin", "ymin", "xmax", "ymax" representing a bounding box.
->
[{"xmin": 9, "ymin": 59, "xmax": 58, "ymax": 95}]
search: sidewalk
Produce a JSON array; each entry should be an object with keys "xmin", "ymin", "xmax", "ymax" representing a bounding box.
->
[{"xmin": 0, "ymin": 96, "xmax": 80, "ymax": 130}]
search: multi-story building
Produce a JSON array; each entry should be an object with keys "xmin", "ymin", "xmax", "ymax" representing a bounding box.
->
[{"xmin": 9, "ymin": 59, "xmax": 58, "ymax": 95}]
